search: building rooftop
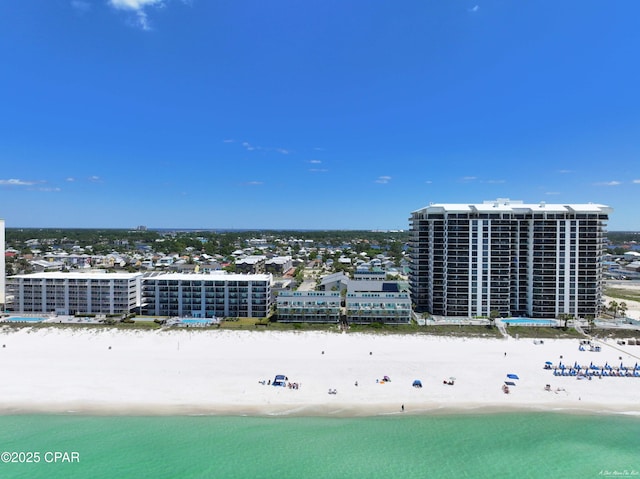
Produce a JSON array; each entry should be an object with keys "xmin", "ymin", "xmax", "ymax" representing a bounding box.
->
[
  {"xmin": 412, "ymin": 199, "xmax": 612, "ymax": 215},
  {"xmin": 143, "ymin": 272, "xmax": 272, "ymax": 282},
  {"xmin": 10, "ymin": 272, "xmax": 143, "ymax": 280},
  {"xmin": 236, "ymin": 255, "xmax": 267, "ymax": 265}
]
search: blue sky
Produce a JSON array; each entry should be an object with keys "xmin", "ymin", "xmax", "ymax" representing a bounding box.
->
[{"xmin": 1, "ymin": 1, "xmax": 639, "ymax": 230}]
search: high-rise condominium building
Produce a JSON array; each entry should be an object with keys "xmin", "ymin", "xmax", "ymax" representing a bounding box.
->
[{"xmin": 408, "ymin": 199, "xmax": 612, "ymax": 319}]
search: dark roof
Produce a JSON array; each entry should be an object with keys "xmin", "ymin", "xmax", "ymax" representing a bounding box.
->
[{"xmin": 382, "ymin": 282, "xmax": 399, "ymax": 292}]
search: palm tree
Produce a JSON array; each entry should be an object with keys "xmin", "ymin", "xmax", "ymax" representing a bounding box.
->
[
  {"xmin": 608, "ymin": 300, "xmax": 619, "ymax": 319},
  {"xmin": 619, "ymin": 302, "xmax": 627, "ymax": 320},
  {"xmin": 586, "ymin": 315, "xmax": 595, "ymax": 333},
  {"xmin": 558, "ymin": 313, "xmax": 573, "ymax": 330}
]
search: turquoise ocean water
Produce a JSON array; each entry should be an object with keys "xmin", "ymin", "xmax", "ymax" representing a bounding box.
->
[{"xmin": 0, "ymin": 413, "xmax": 638, "ymax": 478}]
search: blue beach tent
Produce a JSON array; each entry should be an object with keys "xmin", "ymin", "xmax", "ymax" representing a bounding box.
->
[{"xmin": 273, "ymin": 374, "xmax": 287, "ymax": 387}]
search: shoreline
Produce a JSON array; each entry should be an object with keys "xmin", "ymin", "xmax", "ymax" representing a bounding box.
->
[
  {"xmin": 1, "ymin": 328, "xmax": 639, "ymax": 419},
  {"xmin": 1, "ymin": 402, "xmax": 639, "ymax": 419}
]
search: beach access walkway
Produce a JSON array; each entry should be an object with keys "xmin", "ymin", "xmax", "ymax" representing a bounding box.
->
[{"xmin": 496, "ymin": 321, "xmax": 509, "ymax": 339}]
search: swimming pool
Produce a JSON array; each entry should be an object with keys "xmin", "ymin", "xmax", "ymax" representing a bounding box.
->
[
  {"xmin": 2, "ymin": 317, "xmax": 45, "ymax": 323},
  {"xmin": 501, "ymin": 318, "xmax": 558, "ymax": 326},
  {"xmin": 178, "ymin": 319, "xmax": 214, "ymax": 326}
]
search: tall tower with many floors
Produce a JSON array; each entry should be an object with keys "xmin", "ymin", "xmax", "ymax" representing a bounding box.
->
[{"xmin": 408, "ymin": 199, "xmax": 612, "ymax": 319}]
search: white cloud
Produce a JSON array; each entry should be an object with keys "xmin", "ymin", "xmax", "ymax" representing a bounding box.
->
[
  {"xmin": 485, "ymin": 179, "xmax": 505, "ymax": 184},
  {"xmin": 0, "ymin": 178, "xmax": 60, "ymax": 191},
  {"xmin": 240, "ymin": 141, "xmax": 290, "ymax": 154},
  {"xmin": 425, "ymin": 180, "xmax": 433, "ymax": 184},
  {"xmin": 89, "ymin": 175, "xmax": 102, "ymax": 182},
  {"xmin": 244, "ymin": 181, "xmax": 263, "ymax": 186},
  {"xmin": 109, "ymin": 0, "xmax": 163, "ymax": 10},
  {"xmin": 108, "ymin": 0, "xmax": 165, "ymax": 31},
  {"xmin": 135, "ymin": 10, "xmax": 151, "ymax": 30},
  {"xmin": 558, "ymin": 169, "xmax": 572, "ymax": 174},
  {"xmin": 309, "ymin": 168, "xmax": 328, "ymax": 173},
  {"xmin": 469, "ymin": 5, "xmax": 479, "ymax": 13},
  {"xmin": 545, "ymin": 191, "xmax": 561, "ymax": 195},
  {"xmin": 460, "ymin": 176, "xmax": 477, "ymax": 182},
  {"xmin": 309, "ymin": 160, "xmax": 322, "ymax": 164},
  {"xmin": 375, "ymin": 176, "xmax": 392, "ymax": 184},
  {"xmin": 223, "ymin": 139, "xmax": 235, "ymax": 143},
  {"xmin": 71, "ymin": 1, "xmax": 91, "ymax": 13},
  {"xmin": 633, "ymin": 179, "xmax": 640, "ymax": 184},
  {"xmin": 0, "ymin": 178, "xmax": 36, "ymax": 186},
  {"xmin": 595, "ymin": 181, "xmax": 621, "ymax": 186}
]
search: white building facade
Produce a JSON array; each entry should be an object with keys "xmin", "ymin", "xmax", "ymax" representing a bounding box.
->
[
  {"xmin": 6, "ymin": 272, "xmax": 143, "ymax": 315},
  {"xmin": 276, "ymin": 291, "xmax": 341, "ymax": 323},
  {"xmin": 409, "ymin": 199, "xmax": 612, "ymax": 319},
  {"xmin": 346, "ymin": 281, "xmax": 412, "ymax": 325}
]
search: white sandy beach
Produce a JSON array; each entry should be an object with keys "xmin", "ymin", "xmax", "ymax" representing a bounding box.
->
[{"xmin": 1, "ymin": 327, "xmax": 639, "ymax": 417}]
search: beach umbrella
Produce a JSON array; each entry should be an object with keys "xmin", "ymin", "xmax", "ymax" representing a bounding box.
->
[
  {"xmin": 545, "ymin": 361, "xmax": 552, "ymax": 365},
  {"xmin": 507, "ymin": 374, "xmax": 519, "ymax": 380},
  {"xmin": 449, "ymin": 377, "xmax": 456, "ymax": 381}
]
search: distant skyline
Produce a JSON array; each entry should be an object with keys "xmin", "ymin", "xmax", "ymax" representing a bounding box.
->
[{"xmin": 1, "ymin": 1, "xmax": 639, "ymax": 231}]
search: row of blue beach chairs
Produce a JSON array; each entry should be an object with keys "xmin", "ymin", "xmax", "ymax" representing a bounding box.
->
[
  {"xmin": 552, "ymin": 368, "xmax": 640, "ymax": 377},
  {"xmin": 546, "ymin": 361, "xmax": 640, "ymax": 377}
]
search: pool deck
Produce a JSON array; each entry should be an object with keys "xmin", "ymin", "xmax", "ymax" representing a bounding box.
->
[
  {"xmin": 1, "ymin": 315, "xmax": 103, "ymax": 325},
  {"xmin": 499, "ymin": 318, "xmax": 560, "ymax": 327},
  {"xmin": 165, "ymin": 318, "xmax": 221, "ymax": 327}
]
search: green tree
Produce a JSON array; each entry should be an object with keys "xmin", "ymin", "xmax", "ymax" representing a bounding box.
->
[
  {"xmin": 558, "ymin": 313, "xmax": 573, "ymax": 330},
  {"xmin": 294, "ymin": 265, "xmax": 305, "ymax": 284},
  {"xmin": 488, "ymin": 310, "xmax": 499, "ymax": 328},
  {"xmin": 619, "ymin": 302, "xmax": 627, "ymax": 319}
]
